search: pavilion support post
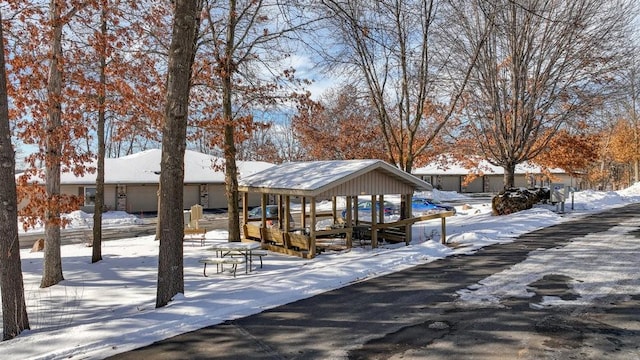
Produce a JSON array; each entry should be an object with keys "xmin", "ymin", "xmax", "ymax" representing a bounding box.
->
[
  {"xmin": 332, "ymin": 197, "xmax": 337, "ymax": 224},
  {"xmin": 345, "ymin": 195, "xmax": 353, "ymax": 248},
  {"xmin": 241, "ymin": 192, "xmax": 248, "ymax": 234},
  {"xmin": 345, "ymin": 196, "xmax": 352, "ymax": 226},
  {"xmin": 345, "ymin": 228, "xmax": 353, "ymax": 248},
  {"xmin": 353, "ymin": 196, "xmax": 359, "ymax": 225},
  {"xmin": 309, "ymin": 197, "xmax": 317, "ymax": 257},
  {"xmin": 301, "ymin": 197, "xmax": 306, "ymax": 230},
  {"xmin": 401, "ymin": 194, "xmax": 409, "ymax": 219},
  {"xmin": 277, "ymin": 195, "xmax": 283, "ymax": 230},
  {"xmin": 284, "ymin": 195, "xmax": 291, "ymax": 232},
  {"xmin": 378, "ymin": 194, "xmax": 384, "ymax": 224},
  {"xmin": 370, "ymin": 194, "xmax": 378, "ymax": 248},
  {"xmin": 378, "ymin": 194, "xmax": 385, "ymax": 243},
  {"xmin": 404, "ymin": 193, "xmax": 412, "ymax": 245},
  {"xmin": 441, "ymin": 217, "xmax": 447, "ymax": 245},
  {"xmin": 260, "ymin": 194, "xmax": 267, "ymax": 245}
]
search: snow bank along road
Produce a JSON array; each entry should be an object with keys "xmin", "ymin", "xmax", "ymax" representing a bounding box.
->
[{"xmin": 109, "ymin": 203, "xmax": 640, "ymax": 359}]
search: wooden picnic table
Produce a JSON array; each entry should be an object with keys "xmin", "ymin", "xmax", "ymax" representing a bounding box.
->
[{"xmin": 205, "ymin": 241, "xmax": 262, "ymax": 274}]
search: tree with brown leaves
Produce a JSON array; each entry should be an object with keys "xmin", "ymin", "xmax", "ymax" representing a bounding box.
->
[
  {"xmin": 292, "ymin": 85, "xmax": 387, "ymax": 160},
  {"xmin": 0, "ymin": 8, "xmax": 30, "ymax": 341},
  {"xmin": 534, "ymin": 128, "xmax": 599, "ymax": 178},
  {"xmin": 81, "ymin": 1, "xmax": 168, "ymax": 262}
]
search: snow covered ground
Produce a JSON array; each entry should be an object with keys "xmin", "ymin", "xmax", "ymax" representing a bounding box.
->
[{"xmin": 2, "ymin": 186, "xmax": 640, "ymax": 359}]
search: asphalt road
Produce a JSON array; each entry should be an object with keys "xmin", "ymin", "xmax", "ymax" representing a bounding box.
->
[{"xmin": 107, "ymin": 203, "xmax": 640, "ymax": 360}]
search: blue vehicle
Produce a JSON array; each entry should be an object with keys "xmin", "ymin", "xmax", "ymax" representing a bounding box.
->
[
  {"xmin": 341, "ymin": 200, "xmax": 399, "ymax": 221},
  {"xmin": 411, "ymin": 197, "xmax": 456, "ymax": 216}
]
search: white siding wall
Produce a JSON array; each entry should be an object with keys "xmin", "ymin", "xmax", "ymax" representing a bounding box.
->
[{"xmin": 318, "ymin": 170, "xmax": 416, "ymax": 198}]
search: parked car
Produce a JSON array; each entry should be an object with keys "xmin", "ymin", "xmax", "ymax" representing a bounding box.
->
[
  {"xmin": 247, "ymin": 205, "xmax": 295, "ymax": 227},
  {"xmin": 247, "ymin": 205, "xmax": 280, "ymax": 220},
  {"xmin": 341, "ymin": 200, "xmax": 400, "ymax": 221},
  {"xmin": 411, "ymin": 197, "xmax": 456, "ymax": 216}
]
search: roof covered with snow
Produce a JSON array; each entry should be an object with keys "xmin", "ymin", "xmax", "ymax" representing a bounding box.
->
[
  {"xmin": 413, "ymin": 158, "xmax": 566, "ymax": 176},
  {"xmin": 239, "ymin": 159, "xmax": 433, "ymax": 197},
  {"xmin": 28, "ymin": 149, "xmax": 274, "ymax": 185}
]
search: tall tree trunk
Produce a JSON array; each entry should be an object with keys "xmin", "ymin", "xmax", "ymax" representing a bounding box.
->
[
  {"xmin": 223, "ymin": 0, "xmax": 240, "ymax": 242},
  {"xmin": 630, "ymin": 61, "xmax": 639, "ymax": 183},
  {"xmin": 156, "ymin": 0, "xmax": 202, "ymax": 308},
  {"xmin": 503, "ymin": 163, "xmax": 516, "ymax": 189},
  {"xmin": 0, "ymin": 9, "xmax": 30, "ymax": 340},
  {"xmin": 41, "ymin": 0, "xmax": 64, "ymax": 288},
  {"xmin": 92, "ymin": 5, "xmax": 108, "ymax": 263},
  {"xmin": 632, "ymin": 83, "xmax": 639, "ymax": 184},
  {"xmin": 224, "ymin": 117, "xmax": 240, "ymax": 242}
]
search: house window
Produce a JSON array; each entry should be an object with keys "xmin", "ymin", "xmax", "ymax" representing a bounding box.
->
[{"xmin": 84, "ymin": 187, "xmax": 97, "ymax": 206}]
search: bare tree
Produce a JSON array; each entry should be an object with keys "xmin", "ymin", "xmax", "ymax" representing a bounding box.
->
[
  {"xmin": 0, "ymin": 9, "xmax": 30, "ymax": 340},
  {"xmin": 271, "ymin": 120, "xmax": 307, "ymax": 162},
  {"xmin": 194, "ymin": 0, "xmax": 316, "ymax": 242},
  {"xmin": 617, "ymin": 49, "xmax": 640, "ymax": 183},
  {"xmin": 156, "ymin": 0, "xmax": 203, "ymax": 308},
  {"xmin": 236, "ymin": 119, "xmax": 280, "ymax": 162},
  {"xmin": 451, "ymin": 0, "xmax": 636, "ymax": 188},
  {"xmin": 318, "ymin": 0, "xmax": 489, "ymax": 172}
]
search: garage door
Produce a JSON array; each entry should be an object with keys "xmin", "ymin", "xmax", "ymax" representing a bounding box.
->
[{"xmin": 126, "ymin": 185, "xmax": 158, "ymax": 213}]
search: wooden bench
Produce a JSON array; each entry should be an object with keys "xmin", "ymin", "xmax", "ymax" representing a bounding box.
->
[
  {"xmin": 225, "ymin": 249, "xmax": 268, "ymax": 269},
  {"xmin": 198, "ymin": 257, "xmax": 246, "ymax": 277},
  {"xmin": 184, "ymin": 227, "xmax": 207, "ymax": 246}
]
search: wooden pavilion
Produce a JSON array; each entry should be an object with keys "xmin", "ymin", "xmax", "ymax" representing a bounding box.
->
[{"xmin": 238, "ymin": 160, "xmax": 443, "ymax": 258}]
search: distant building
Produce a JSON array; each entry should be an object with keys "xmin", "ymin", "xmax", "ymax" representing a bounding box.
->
[
  {"xmin": 20, "ymin": 149, "xmax": 273, "ymax": 213},
  {"xmin": 412, "ymin": 159, "xmax": 580, "ymax": 193}
]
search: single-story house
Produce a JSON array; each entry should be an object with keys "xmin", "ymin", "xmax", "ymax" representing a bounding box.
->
[
  {"xmin": 413, "ymin": 158, "xmax": 582, "ymax": 193},
  {"xmin": 20, "ymin": 149, "xmax": 274, "ymax": 213}
]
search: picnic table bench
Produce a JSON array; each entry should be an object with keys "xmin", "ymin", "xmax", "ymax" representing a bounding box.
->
[
  {"xmin": 184, "ymin": 227, "xmax": 207, "ymax": 246},
  {"xmin": 199, "ymin": 242, "xmax": 262, "ymax": 277},
  {"xmin": 225, "ymin": 249, "xmax": 268, "ymax": 268},
  {"xmin": 198, "ymin": 257, "xmax": 246, "ymax": 277}
]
